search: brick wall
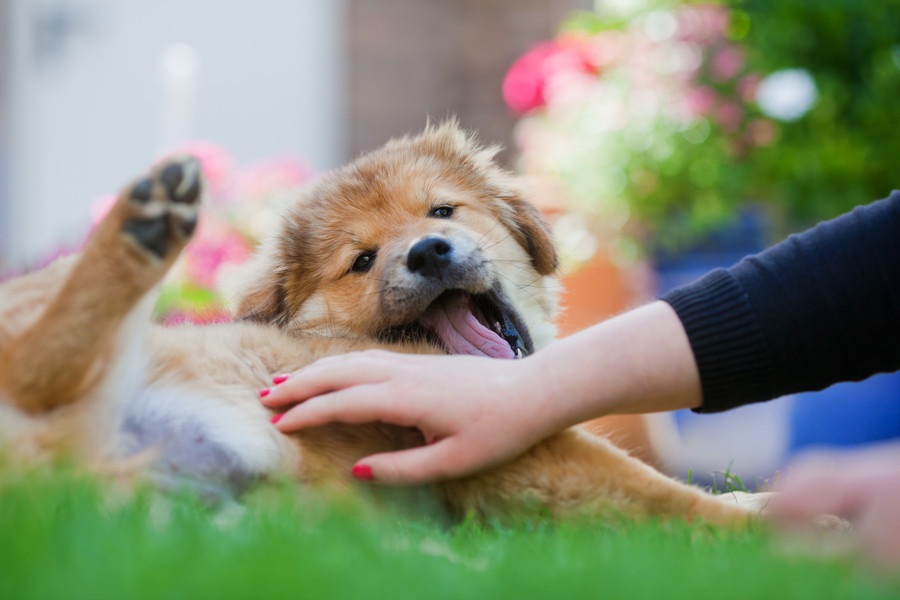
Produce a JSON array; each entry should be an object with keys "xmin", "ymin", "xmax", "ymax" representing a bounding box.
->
[{"xmin": 346, "ymin": 0, "xmax": 586, "ymax": 165}]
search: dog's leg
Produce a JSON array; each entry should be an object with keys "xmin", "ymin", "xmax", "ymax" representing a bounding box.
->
[
  {"xmin": 441, "ymin": 428, "xmax": 755, "ymax": 526},
  {"xmin": 0, "ymin": 157, "xmax": 202, "ymax": 414}
]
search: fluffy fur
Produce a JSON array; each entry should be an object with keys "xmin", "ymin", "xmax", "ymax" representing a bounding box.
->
[{"xmin": 0, "ymin": 123, "xmax": 756, "ymax": 524}]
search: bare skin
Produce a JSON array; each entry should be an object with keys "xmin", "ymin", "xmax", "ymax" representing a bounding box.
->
[
  {"xmin": 767, "ymin": 444, "xmax": 900, "ymax": 570},
  {"xmin": 262, "ymin": 301, "xmax": 700, "ymax": 483}
]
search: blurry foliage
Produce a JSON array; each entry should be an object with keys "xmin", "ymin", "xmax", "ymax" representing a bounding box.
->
[
  {"xmin": 506, "ymin": 0, "xmax": 900, "ymax": 259},
  {"xmin": 733, "ymin": 0, "xmax": 900, "ymax": 225}
]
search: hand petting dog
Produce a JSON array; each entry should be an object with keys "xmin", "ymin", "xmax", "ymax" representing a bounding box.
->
[{"xmin": 263, "ymin": 301, "xmax": 703, "ymax": 484}]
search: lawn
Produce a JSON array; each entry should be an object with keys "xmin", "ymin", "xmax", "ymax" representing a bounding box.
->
[{"xmin": 1, "ymin": 464, "xmax": 897, "ymax": 600}]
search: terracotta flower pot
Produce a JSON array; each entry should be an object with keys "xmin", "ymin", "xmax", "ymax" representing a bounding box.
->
[{"xmin": 556, "ymin": 250, "xmax": 662, "ymax": 467}]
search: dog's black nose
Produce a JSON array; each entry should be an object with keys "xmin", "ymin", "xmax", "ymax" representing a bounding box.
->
[{"xmin": 407, "ymin": 236, "xmax": 453, "ymax": 279}]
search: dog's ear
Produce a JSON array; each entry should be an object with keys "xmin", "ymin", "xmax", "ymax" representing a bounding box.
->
[
  {"xmin": 499, "ymin": 193, "xmax": 559, "ymax": 275},
  {"xmin": 229, "ymin": 212, "xmax": 319, "ymax": 325},
  {"xmin": 235, "ymin": 275, "xmax": 284, "ymax": 323},
  {"xmin": 418, "ymin": 120, "xmax": 559, "ymax": 275},
  {"xmin": 231, "ymin": 258, "xmax": 286, "ymax": 324},
  {"xmin": 224, "ymin": 233, "xmax": 289, "ymax": 324},
  {"xmin": 432, "ymin": 123, "xmax": 558, "ymax": 275}
]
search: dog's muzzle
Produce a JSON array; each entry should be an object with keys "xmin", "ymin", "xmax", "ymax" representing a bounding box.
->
[{"xmin": 380, "ymin": 235, "xmax": 532, "ymax": 359}]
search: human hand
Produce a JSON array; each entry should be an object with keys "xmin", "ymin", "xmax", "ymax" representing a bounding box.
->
[
  {"xmin": 768, "ymin": 444, "xmax": 900, "ymax": 570},
  {"xmin": 259, "ymin": 350, "xmax": 570, "ymax": 485}
]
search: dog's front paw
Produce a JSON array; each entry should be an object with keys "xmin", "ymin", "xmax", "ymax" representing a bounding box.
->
[{"xmin": 120, "ymin": 156, "xmax": 202, "ymax": 261}]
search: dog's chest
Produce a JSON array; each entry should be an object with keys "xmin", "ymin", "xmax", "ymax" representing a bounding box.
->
[{"xmin": 118, "ymin": 385, "xmax": 286, "ymax": 502}]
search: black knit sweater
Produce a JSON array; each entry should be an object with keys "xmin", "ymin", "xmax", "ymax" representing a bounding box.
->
[{"xmin": 662, "ymin": 190, "xmax": 900, "ymax": 413}]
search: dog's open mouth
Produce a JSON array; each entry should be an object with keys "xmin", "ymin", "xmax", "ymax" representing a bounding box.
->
[{"xmin": 411, "ymin": 290, "xmax": 531, "ymax": 359}]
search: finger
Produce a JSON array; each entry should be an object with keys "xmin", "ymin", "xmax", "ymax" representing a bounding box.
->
[
  {"xmin": 854, "ymin": 477, "xmax": 900, "ymax": 570},
  {"xmin": 351, "ymin": 441, "xmax": 468, "ymax": 486},
  {"xmin": 273, "ymin": 385, "xmax": 415, "ymax": 432},
  {"xmin": 261, "ymin": 353, "xmax": 393, "ymax": 407},
  {"xmin": 768, "ymin": 474, "xmax": 862, "ymax": 522}
]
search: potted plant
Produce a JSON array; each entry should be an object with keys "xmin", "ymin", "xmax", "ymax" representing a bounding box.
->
[{"xmin": 504, "ymin": 0, "xmax": 900, "ymax": 477}]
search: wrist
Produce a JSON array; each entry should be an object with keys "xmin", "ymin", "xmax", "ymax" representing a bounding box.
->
[{"xmin": 526, "ymin": 301, "xmax": 702, "ymax": 427}]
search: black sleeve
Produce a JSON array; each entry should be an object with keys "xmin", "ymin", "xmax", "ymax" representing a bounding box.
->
[{"xmin": 661, "ymin": 190, "xmax": 900, "ymax": 413}]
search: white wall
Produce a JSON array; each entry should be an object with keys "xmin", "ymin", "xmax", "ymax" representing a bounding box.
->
[{"xmin": 4, "ymin": 0, "xmax": 345, "ymax": 269}]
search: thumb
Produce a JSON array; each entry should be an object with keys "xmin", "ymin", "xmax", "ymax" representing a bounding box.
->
[{"xmin": 351, "ymin": 441, "xmax": 468, "ymax": 486}]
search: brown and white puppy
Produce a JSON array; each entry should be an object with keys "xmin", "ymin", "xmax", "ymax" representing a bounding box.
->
[
  {"xmin": 0, "ymin": 123, "xmax": 757, "ymax": 524},
  {"xmin": 233, "ymin": 124, "xmax": 559, "ymax": 358}
]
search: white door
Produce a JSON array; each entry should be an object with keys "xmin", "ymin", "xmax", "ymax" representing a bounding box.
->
[{"xmin": 4, "ymin": 0, "xmax": 344, "ymax": 269}]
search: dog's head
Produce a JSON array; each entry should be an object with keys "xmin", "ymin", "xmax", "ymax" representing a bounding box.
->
[{"xmin": 232, "ymin": 122, "xmax": 559, "ymax": 358}]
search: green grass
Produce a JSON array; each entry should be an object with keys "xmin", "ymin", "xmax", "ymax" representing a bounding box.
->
[{"xmin": 1, "ymin": 464, "xmax": 897, "ymax": 600}]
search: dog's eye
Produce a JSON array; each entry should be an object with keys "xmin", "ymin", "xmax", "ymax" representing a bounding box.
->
[
  {"xmin": 351, "ymin": 251, "xmax": 376, "ymax": 273},
  {"xmin": 430, "ymin": 206, "xmax": 454, "ymax": 219}
]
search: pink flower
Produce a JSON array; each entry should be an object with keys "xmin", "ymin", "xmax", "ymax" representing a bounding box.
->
[
  {"xmin": 161, "ymin": 309, "xmax": 232, "ymax": 326},
  {"xmin": 90, "ymin": 194, "xmax": 117, "ymax": 226},
  {"xmin": 738, "ymin": 74, "xmax": 762, "ymax": 102},
  {"xmin": 716, "ymin": 101, "xmax": 744, "ymax": 132},
  {"xmin": 164, "ymin": 142, "xmax": 236, "ymax": 201},
  {"xmin": 587, "ymin": 31, "xmax": 630, "ymax": 69},
  {"xmin": 711, "ymin": 46, "xmax": 745, "ymax": 82},
  {"xmin": 183, "ymin": 223, "xmax": 253, "ymax": 289},
  {"xmin": 503, "ymin": 39, "xmax": 597, "ymax": 115},
  {"xmin": 677, "ymin": 4, "xmax": 729, "ymax": 43},
  {"xmin": 746, "ymin": 118, "xmax": 777, "ymax": 146},
  {"xmin": 232, "ymin": 156, "xmax": 311, "ymax": 202},
  {"xmin": 685, "ymin": 86, "xmax": 718, "ymax": 117}
]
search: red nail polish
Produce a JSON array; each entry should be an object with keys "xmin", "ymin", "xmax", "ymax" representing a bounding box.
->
[
  {"xmin": 351, "ymin": 464, "xmax": 374, "ymax": 481},
  {"xmin": 259, "ymin": 388, "xmax": 271, "ymax": 399},
  {"xmin": 272, "ymin": 374, "xmax": 289, "ymax": 385},
  {"xmin": 270, "ymin": 413, "xmax": 283, "ymax": 424}
]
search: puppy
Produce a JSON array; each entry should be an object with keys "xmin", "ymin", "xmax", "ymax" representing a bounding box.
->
[{"xmin": 0, "ymin": 123, "xmax": 755, "ymax": 524}]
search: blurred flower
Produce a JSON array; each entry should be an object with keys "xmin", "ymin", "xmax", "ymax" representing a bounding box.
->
[
  {"xmin": 182, "ymin": 222, "xmax": 253, "ymax": 289},
  {"xmin": 502, "ymin": 39, "xmax": 597, "ymax": 115},
  {"xmin": 504, "ymin": 1, "xmax": 776, "ymax": 261},
  {"xmin": 737, "ymin": 74, "xmax": 761, "ymax": 102},
  {"xmin": 711, "ymin": 47, "xmax": 745, "ymax": 81},
  {"xmin": 685, "ymin": 86, "xmax": 717, "ymax": 117},
  {"xmin": 716, "ymin": 101, "xmax": 744, "ymax": 132},
  {"xmin": 90, "ymin": 194, "xmax": 117, "ymax": 226},
  {"xmin": 168, "ymin": 141, "xmax": 236, "ymax": 201},
  {"xmin": 676, "ymin": 3, "xmax": 729, "ymax": 43},
  {"xmin": 756, "ymin": 68, "xmax": 818, "ymax": 122},
  {"xmin": 746, "ymin": 118, "xmax": 777, "ymax": 147}
]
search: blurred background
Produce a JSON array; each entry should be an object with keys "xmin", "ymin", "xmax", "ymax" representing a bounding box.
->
[
  {"xmin": 0, "ymin": 0, "xmax": 576, "ymax": 268},
  {"xmin": 1, "ymin": 0, "xmax": 898, "ymax": 487}
]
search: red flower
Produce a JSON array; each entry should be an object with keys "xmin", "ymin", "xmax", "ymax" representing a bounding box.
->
[{"xmin": 503, "ymin": 39, "xmax": 597, "ymax": 116}]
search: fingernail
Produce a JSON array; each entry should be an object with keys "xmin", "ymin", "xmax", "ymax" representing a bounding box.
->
[
  {"xmin": 259, "ymin": 388, "xmax": 271, "ymax": 399},
  {"xmin": 272, "ymin": 374, "xmax": 290, "ymax": 385},
  {"xmin": 351, "ymin": 464, "xmax": 374, "ymax": 481},
  {"xmin": 270, "ymin": 413, "xmax": 283, "ymax": 424}
]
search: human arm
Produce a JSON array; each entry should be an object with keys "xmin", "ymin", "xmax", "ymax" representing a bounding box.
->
[
  {"xmin": 261, "ymin": 190, "xmax": 900, "ymax": 484},
  {"xmin": 261, "ymin": 300, "xmax": 702, "ymax": 484},
  {"xmin": 665, "ymin": 190, "xmax": 900, "ymax": 412}
]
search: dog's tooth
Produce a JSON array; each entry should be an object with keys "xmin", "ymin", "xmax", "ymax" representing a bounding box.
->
[{"xmin": 493, "ymin": 321, "xmax": 503, "ymax": 334}]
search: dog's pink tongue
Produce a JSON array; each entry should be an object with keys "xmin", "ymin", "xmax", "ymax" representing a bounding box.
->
[{"xmin": 420, "ymin": 295, "xmax": 515, "ymax": 359}]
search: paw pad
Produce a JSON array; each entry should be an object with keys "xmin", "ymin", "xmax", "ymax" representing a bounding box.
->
[
  {"xmin": 161, "ymin": 161, "xmax": 201, "ymax": 204},
  {"xmin": 121, "ymin": 156, "xmax": 203, "ymax": 260},
  {"xmin": 122, "ymin": 218, "xmax": 169, "ymax": 259}
]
